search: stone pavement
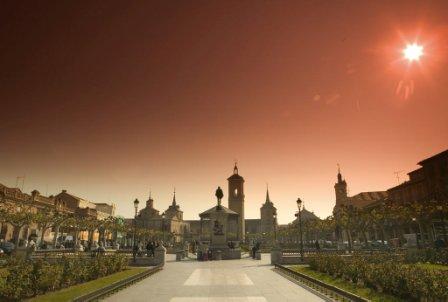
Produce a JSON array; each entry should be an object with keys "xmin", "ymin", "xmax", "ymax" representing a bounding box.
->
[{"xmin": 105, "ymin": 254, "xmax": 325, "ymax": 302}]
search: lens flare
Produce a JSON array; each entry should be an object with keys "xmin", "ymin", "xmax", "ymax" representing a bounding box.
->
[{"xmin": 403, "ymin": 43, "xmax": 423, "ymax": 61}]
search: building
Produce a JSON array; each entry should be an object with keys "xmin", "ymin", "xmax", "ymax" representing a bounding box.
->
[
  {"xmin": 388, "ymin": 149, "xmax": 448, "ymax": 204},
  {"xmin": 146, "ymin": 164, "xmax": 280, "ymax": 244},
  {"xmin": 260, "ymin": 188, "xmax": 277, "ymax": 234},
  {"xmin": 228, "ymin": 164, "xmax": 245, "ymax": 240},
  {"xmin": 244, "ymin": 188, "xmax": 278, "ymax": 236},
  {"xmin": 333, "ymin": 167, "xmax": 388, "ymax": 213},
  {"xmin": 134, "ymin": 191, "xmax": 190, "ymax": 243},
  {"xmin": 0, "ymin": 184, "xmax": 115, "ymax": 246},
  {"xmin": 387, "ymin": 149, "xmax": 448, "ymax": 240},
  {"xmin": 332, "ymin": 149, "xmax": 448, "ymax": 244}
]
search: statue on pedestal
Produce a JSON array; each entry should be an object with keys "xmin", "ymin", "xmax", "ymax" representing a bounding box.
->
[{"xmin": 215, "ymin": 186, "xmax": 224, "ymax": 207}]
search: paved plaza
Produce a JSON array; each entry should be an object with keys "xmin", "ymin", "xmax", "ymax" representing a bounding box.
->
[{"xmin": 105, "ymin": 254, "xmax": 325, "ymax": 302}]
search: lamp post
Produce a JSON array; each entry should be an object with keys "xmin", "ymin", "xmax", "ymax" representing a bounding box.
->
[
  {"xmin": 412, "ymin": 217, "xmax": 421, "ymax": 248},
  {"xmin": 133, "ymin": 198, "xmax": 139, "ymax": 248},
  {"xmin": 273, "ymin": 212, "xmax": 278, "ymax": 246},
  {"xmin": 161, "ymin": 212, "xmax": 166, "ymax": 245},
  {"xmin": 295, "ymin": 198, "xmax": 304, "ymax": 262}
]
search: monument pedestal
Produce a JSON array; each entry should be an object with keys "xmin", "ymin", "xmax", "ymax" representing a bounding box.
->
[{"xmin": 198, "ymin": 187, "xmax": 242, "ymax": 261}]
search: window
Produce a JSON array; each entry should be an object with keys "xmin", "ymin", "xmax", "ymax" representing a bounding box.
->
[{"xmin": 234, "ymin": 188, "xmax": 238, "ymax": 196}]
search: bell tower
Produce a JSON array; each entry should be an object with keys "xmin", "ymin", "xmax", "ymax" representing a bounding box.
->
[
  {"xmin": 334, "ymin": 165, "xmax": 348, "ymax": 210},
  {"xmin": 228, "ymin": 163, "xmax": 245, "ymax": 241}
]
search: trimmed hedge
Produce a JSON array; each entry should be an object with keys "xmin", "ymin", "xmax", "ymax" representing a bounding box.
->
[
  {"xmin": 405, "ymin": 248, "xmax": 448, "ymax": 265},
  {"xmin": 308, "ymin": 253, "xmax": 448, "ymax": 301},
  {"xmin": 0, "ymin": 254, "xmax": 127, "ymax": 301}
]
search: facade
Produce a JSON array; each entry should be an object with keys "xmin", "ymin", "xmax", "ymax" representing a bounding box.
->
[
  {"xmin": 332, "ymin": 149, "xmax": 448, "ymax": 244},
  {"xmin": 134, "ymin": 192, "xmax": 190, "ymax": 243},
  {"xmin": 388, "ymin": 149, "xmax": 448, "ymax": 204},
  {"xmin": 333, "ymin": 168, "xmax": 388, "ymax": 213},
  {"xmin": 387, "ymin": 149, "xmax": 448, "ymax": 240},
  {"xmin": 146, "ymin": 164, "xmax": 279, "ymax": 243},
  {"xmin": 0, "ymin": 185, "xmax": 115, "ymax": 246}
]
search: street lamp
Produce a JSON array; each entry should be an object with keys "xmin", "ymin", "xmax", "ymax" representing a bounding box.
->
[
  {"xmin": 273, "ymin": 212, "xmax": 278, "ymax": 246},
  {"xmin": 412, "ymin": 217, "xmax": 420, "ymax": 248},
  {"xmin": 133, "ymin": 199, "xmax": 139, "ymax": 248},
  {"xmin": 161, "ymin": 212, "xmax": 166, "ymax": 245},
  {"xmin": 295, "ymin": 198, "xmax": 304, "ymax": 262}
]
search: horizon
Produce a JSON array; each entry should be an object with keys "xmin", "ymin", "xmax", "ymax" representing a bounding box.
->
[
  {"xmin": 1, "ymin": 147, "xmax": 446, "ymax": 224},
  {"xmin": 1, "ymin": 1, "xmax": 448, "ymax": 224}
]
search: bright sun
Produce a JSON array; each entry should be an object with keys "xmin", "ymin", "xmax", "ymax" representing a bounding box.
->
[{"xmin": 403, "ymin": 43, "xmax": 423, "ymax": 61}]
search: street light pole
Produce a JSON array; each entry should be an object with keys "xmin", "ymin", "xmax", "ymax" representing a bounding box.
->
[
  {"xmin": 133, "ymin": 199, "xmax": 139, "ymax": 248},
  {"xmin": 162, "ymin": 212, "xmax": 166, "ymax": 245},
  {"xmin": 295, "ymin": 198, "xmax": 304, "ymax": 262},
  {"xmin": 273, "ymin": 212, "xmax": 278, "ymax": 246}
]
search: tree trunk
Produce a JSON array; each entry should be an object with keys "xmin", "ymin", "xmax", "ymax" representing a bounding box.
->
[
  {"xmin": 362, "ymin": 231, "xmax": 369, "ymax": 247},
  {"xmin": 74, "ymin": 228, "xmax": 79, "ymax": 246},
  {"xmin": 40, "ymin": 227, "xmax": 48, "ymax": 247},
  {"xmin": 345, "ymin": 229, "xmax": 352, "ymax": 251},
  {"xmin": 13, "ymin": 225, "xmax": 21, "ymax": 246},
  {"xmin": 53, "ymin": 225, "xmax": 60, "ymax": 247}
]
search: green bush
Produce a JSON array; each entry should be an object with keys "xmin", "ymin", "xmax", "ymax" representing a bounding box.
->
[
  {"xmin": 0, "ymin": 253, "xmax": 128, "ymax": 301},
  {"xmin": 405, "ymin": 248, "xmax": 448, "ymax": 265},
  {"xmin": 308, "ymin": 253, "xmax": 448, "ymax": 301}
]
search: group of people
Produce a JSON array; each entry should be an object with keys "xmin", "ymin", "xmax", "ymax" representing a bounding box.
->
[{"xmin": 132, "ymin": 240, "xmax": 160, "ymax": 261}]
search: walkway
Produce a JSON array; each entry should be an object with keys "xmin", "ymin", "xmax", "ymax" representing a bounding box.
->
[{"xmin": 105, "ymin": 254, "xmax": 324, "ymax": 302}]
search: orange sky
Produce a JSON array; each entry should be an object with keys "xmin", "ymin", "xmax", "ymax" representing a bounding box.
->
[{"xmin": 1, "ymin": 1, "xmax": 447, "ymax": 223}]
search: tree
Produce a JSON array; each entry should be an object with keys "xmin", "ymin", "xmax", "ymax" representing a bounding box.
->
[
  {"xmin": 51, "ymin": 211, "xmax": 71, "ymax": 247},
  {"xmin": 33, "ymin": 207, "xmax": 56, "ymax": 247},
  {"xmin": 0, "ymin": 202, "xmax": 36, "ymax": 246}
]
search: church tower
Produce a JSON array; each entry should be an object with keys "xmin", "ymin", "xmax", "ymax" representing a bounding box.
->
[
  {"xmin": 228, "ymin": 163, "xmax": 245, "ymax": 241},
  {"xmin": 260, "ymin": 186, "xmax": 277, "ymax": 234},
  {"xmin": 165, "ymin": 189, "xmax": 183, "ymax": 220},
  {"xmin": 334, "ymin": 166, "xmax": 348, "ymax": 210}
]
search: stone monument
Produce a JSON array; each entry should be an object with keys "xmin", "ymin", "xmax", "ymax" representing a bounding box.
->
[{"xmin": 198, "ymin": 187, "xmax": 241, "ymax": 260}]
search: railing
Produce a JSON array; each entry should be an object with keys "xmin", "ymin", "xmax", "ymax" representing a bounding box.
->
[
  {"xmin": 32, "ymin": 249, "xmax": 122, "ymax": 260},
  {"xmin": 72, "ymin": 265, "xmax": 163, "ymax": 302},
  {"xmin": 274, "ymin": 264, "xmax": 369, "ymax": 302}
]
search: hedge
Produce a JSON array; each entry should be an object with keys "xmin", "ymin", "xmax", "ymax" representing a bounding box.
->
[
  {"xmin": 0, "ymin": 254, "xmax": 127, "ymax": 301},
  {"xmin": 405, "ymin": 248, "xmax": 448, "ymax": 265},
  {"xmin": 308, "ymin": 253, "xmax": 448, "ymax": 301}
]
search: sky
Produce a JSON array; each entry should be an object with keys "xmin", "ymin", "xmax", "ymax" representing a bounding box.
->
[{"xmin": 1, "ymin": 1, "xmax": 447, "ymax": 223}]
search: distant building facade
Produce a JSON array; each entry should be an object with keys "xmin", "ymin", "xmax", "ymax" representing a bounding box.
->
[
  {"xmin": 0, "ymin": 185, "xmax": 115, "ymax": 246},
  {"xmin": 139, "ymin": 164, "xmax": 280, "ymax": 243},
  {"xmin": 134, "ymin": 191, "xmax": 190, "ymax": 243},
  {"xmin": 332, "ymin": 149, "xmax": 448, "ymax": 244}
]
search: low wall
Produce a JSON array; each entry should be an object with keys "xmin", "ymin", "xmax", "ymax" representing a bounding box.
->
[{"xmin": 224, "ymin": 248, "xmax": 241, "ymax": 260}]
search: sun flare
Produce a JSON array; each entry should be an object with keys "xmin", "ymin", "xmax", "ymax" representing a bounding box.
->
[{"xmin": 403, "ymin": 43, "xmax": 423, "ymax": 61}]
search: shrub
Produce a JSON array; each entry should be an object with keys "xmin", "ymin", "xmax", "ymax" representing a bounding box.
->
[
  {"xmin": 307, "ymin": 253, "xmax": 448, "ymax": 301},
  {"xmin": 0, "ymin": 253, "xmax": 128, "ymax": 301},
  {"xmin": 405, "ymin": 248, "xmax": 448, "ymax": 265}
]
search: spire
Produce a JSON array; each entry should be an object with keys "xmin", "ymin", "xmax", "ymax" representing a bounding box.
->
[
  {"xmin": 265, "ymin": 183, "xmax": 271, "ymax": 203},
  {"xmin": 172, "ymin": 188, "xmax": 176, "ymax": 206},
  {"xmin": 146, "ymin": 190, "xmax": 154, "ymax": 208},
  {"xmin": 233, "ymin": 161, "xmax": 239, "ymax": 175},
  {"xmin": 337, "ymin": 163, "xmax": 343, "ymax": 182}
]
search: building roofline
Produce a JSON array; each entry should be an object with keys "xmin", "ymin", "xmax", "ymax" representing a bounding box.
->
[{"xmin": 417, "ymin": 149, "xmax": 448, "ymax": 165}]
